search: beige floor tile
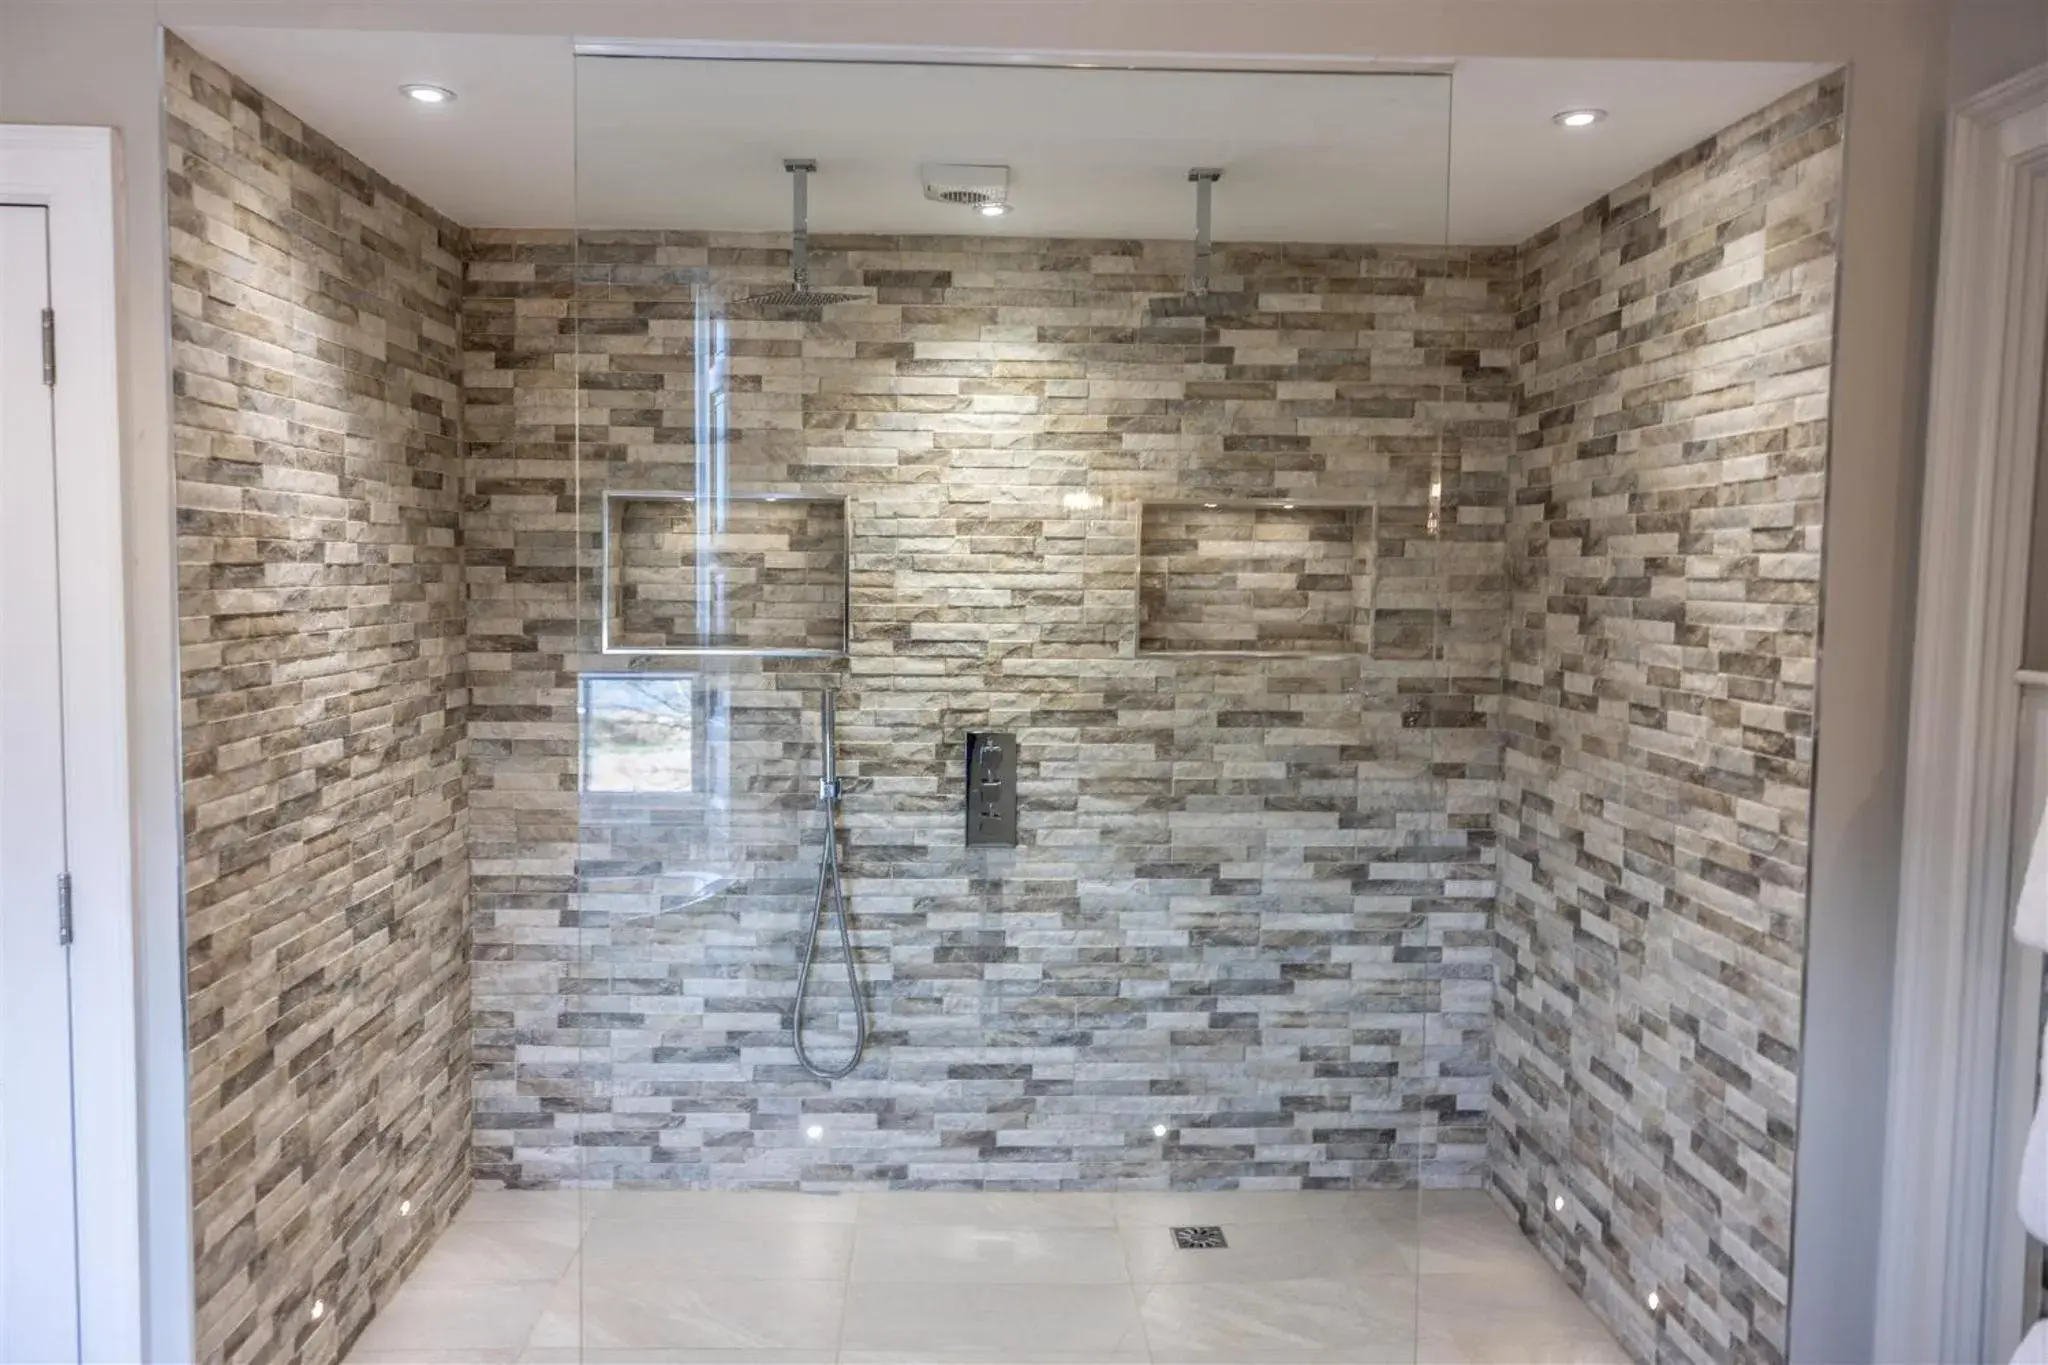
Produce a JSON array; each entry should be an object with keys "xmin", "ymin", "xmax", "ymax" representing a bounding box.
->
[
  {"xmin": 840, "ymin": 1282, "xmax": 1148, "ymax": 1355},
  {"xmin": 518, "ymin": 1349, "xmax": 836, "ymax": 1364},
  {"xmin": 525, "ymin": 1273, "xmax": 845, "ymax": 1351},
  {"xmin": 1414, "ymin": 1190, "xmax": 1502, "ymax": 1218},
  {"xmin": 1120, "ymin": 1217, "xmax": 1416, "ymax": 1283},
  {"xmin": 407, "ymin": 1219, "xmax": 582, "ymax": 1285},
  {"xmin": 1116, "ymin": 1190, "xmax": 1421, "ymax": 1228},
  {"xmin": 1416, "ymin": 1318, "xmax": 1635, "ymax": 1365},
  {"xmin": 458, "ymin": 1190, "xmax": 587, "ymax": 1224},
  {"xmin": 582, "ymin": 1189, "xmax": 858, "ymax": 1224},
  {"xmin": 1137, "ymin": 1276, "xmax": 1419, "ymax": 1362},
  {"xmin": 1420, "ymin": 1268, "xmax": 1611, "ymax": 1336},
  {"xmin": 348, "ymin": 1280, "xmax": 554, "ymax": 1353},
  {"xmin": 579, "ymin": 1219, "xmax": 854, "ymax": 1281},
  {"xmin": 855, "ymin": 1190, "xmax": 1118, "ymax": 1227},
  {"xmin": 851, "ymin": 1221, "xmax": 1130, "ymax": 1284},
  {"xmin": 1419, "ymin": 1266, "xmax": 1629, "ymax": 1363},
  {"xmin": 1415, "ymin": 1193, "xmax": 1549, "ymax": 1276},
  {"xmin": 348, "ymin": 1188, "xmax": 1623, "ymax": 1365},
  {"xmin": 1149, "ymin": 1353, "xmax": 1412, "ymax": 1364},
  {"xmin": 840, "ymin": 1353, "xmax": 1147, "ymax": 1364}
]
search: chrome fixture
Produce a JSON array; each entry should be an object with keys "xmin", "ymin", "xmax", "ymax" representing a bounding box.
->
[
  {"xmin": 964, "ymin": 730, "xmax": 1018, "ymax": 847},
  {"xmin": 1187, "ymin": 167, "xmax": 1223, "ymax": 295},
  {"xmin": 1150, "ymin": 168, "xmax": 1241, "ymax": 318},
  {"xmin": 794, "ymin": 689, "xmax": 865, "ymax": 1078},
  {"xmin": 736, "ymin": 160, "xmax": 862, "ymax": 319}
]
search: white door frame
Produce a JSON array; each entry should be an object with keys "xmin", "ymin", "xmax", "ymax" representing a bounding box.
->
[
  {"xmin": 1875, "ymin": 64, "xmax": 2048, "ymax": 1365},
  {"xmin": 0, "ymin": 125, "xmax": 153, "ymax": 1364}
]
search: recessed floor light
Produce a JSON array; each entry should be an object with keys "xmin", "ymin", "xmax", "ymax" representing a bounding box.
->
[
  {"xmin": 1553, "ymin": 108, "xmax": 1606, "ymax": 128},
  {"xmin": 401, "ymin": 84, "xmax": 456, "ymax": 105}
]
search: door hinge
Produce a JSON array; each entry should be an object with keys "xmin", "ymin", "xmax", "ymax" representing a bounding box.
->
[
  {"xmin": 56, "ymin": 872, "xmax": 73, "ymax": 946},
  {"xmin": 41, "ymin": 308, "xmax": 55, "ymax": 386}
]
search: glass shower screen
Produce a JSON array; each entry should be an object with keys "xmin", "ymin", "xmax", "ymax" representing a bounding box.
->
[{"xmin": 552, "ymin": 49, "xmax": 1462, "ymax": 1359}]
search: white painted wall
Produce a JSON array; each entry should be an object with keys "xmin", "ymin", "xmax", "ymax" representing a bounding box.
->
[
  {"xmin": 0, "ymin": 12, "xmax": 189, "ymax": 1364},
  {"xmin": 1950, "ymin": 0, "xmax": 2048, "ymax": 104},
  {"xmin": 0, "ymin": 2, "xmax": 1954, "ymax": 1360}
]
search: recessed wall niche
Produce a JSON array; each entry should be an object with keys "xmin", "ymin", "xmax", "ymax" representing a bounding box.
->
[
  {"xmin": 1136, "ymin": 500, "xmax": 1375, "ymax": 656},
  {"xmin": 601, "ymin": 491, "xmax": 850, "ymax": 656}
]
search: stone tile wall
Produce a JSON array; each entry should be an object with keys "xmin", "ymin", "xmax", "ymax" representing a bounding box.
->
[
  {"xmin": 611, "ymin": 495, "xmax": 849, "ymax": 652},
  {"xmin": 1137, "ymin": 503, "xmax": 1375, "ymax": 655},
  {"xmin": 168, "ymin": 35, "xmax": 472, "ymax": 1365},
  {"xmin": 1491, "ymin": 75, "xmax": 1843, "ymax": 1365},
  {"xmin": 463, "ymin": 231, "xmax": 1517, "ymax": 1190}
]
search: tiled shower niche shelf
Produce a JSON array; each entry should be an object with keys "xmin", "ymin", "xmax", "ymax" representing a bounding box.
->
[
  {"xmin": 1136, "ymin": 498, "xmax": 1375, "ymax": 658},
  {"xmin": 600, "ymin": 490, "xmax": 850, "ymax": 658}
]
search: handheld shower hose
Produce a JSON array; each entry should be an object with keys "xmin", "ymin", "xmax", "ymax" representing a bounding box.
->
[{"xmin": 794, "ymin": 690, "xmax": 865, "ymax": 1079}]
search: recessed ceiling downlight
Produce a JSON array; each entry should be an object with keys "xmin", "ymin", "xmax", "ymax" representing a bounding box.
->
[
  {"xmin": 1553, "ymin": 108, "xmax": 1606, "ymax": 128},
  {"xmin": 978, "ymin": 203, "xmax": 1012, "ymax": 218},
  {"xmin": 401, "ymin": 84, "xmax": 456, "ymax": 105}
]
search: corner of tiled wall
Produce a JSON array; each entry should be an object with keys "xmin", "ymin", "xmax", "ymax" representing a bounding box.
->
[
  {"xmin": 1493, "ymin": 70, "xmax": 1844, "ymax": 1365},
  {"xmin": 167, "ymin": 30, "xmax": 474, "ymax": 1365}
]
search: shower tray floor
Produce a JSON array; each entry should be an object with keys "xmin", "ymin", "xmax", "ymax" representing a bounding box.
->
[{"xmin": 343, "ymin": 1189, "xmax": 1629, "ymax": 1364}]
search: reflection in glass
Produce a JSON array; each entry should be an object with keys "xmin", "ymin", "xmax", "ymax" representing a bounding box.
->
[{"xmin": 580, "ymin": 674, "xmax": 696, "ymax": 793}]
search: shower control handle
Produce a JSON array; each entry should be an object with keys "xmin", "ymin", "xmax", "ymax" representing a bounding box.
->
[{"xmin": 964, "ymin": 731, "xmax": 1018, "ymax": 847}]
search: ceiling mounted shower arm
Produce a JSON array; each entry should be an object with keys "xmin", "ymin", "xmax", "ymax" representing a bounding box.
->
[
  {"xmin": 736, "ymin": 160, "xmax": 857, "ymax": 314},
  {"xmin": 785, "ymin": 158, "xmax": 816, "ymax": 292},
  {"xmin": 1188, "ymin": 168, "xmax": 1223, "ymax": 296}
]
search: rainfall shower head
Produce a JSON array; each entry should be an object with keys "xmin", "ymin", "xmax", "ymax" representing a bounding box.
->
[
  {"xmin": 735, "ymin": 159, "xmax": 863, "ymax": 319},
  {"xmin": 1148, "ymin": 167, "xmax": 1253, "ymax": 320}
]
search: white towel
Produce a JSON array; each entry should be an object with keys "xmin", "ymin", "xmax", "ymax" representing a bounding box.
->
[
  {"xmin": 2025, "ymin": 1020, "xmax": 2048, "ymax": 1244},
  {"xmin": 2019, "ymin": 799, "xmax": 2048, "ymax": 951},
  {"xmin": 2016, "ymin": 1317, "xmax": 2048, "ymax": 1365}
]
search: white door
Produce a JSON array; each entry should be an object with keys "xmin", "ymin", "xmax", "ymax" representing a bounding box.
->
[{"xmin": 0, "ymin": 202, "xmax": 83, "ymax": 1362}]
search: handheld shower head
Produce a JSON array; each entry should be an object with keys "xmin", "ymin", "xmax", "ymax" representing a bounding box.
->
[
  {"xmin": 794, "ymin": 685, "xmax": 863, "ymax": 1079},
  {"xmin": 818, "ymin": 690, "xmax": 840, "ymax": 804}
]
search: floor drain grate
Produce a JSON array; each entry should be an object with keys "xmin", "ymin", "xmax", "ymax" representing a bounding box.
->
[{"xmin": 1171, "ymin": 1225, "xmax": 1227, "ymax": 1249}]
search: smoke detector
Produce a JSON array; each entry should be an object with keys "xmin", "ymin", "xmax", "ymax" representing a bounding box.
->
[{"xmin": 921, "ymin": 163, "xmax": 1010, "ymax": 210}]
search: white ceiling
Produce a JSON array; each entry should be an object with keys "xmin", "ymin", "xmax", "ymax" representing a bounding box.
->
[
  {"xmin": 574, "ymin": 61, "xmax": 1456, "ymax": 242},
  {"xmin": 176, "ymin": 27, "xmax": 1829, "ymax": 244}
]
